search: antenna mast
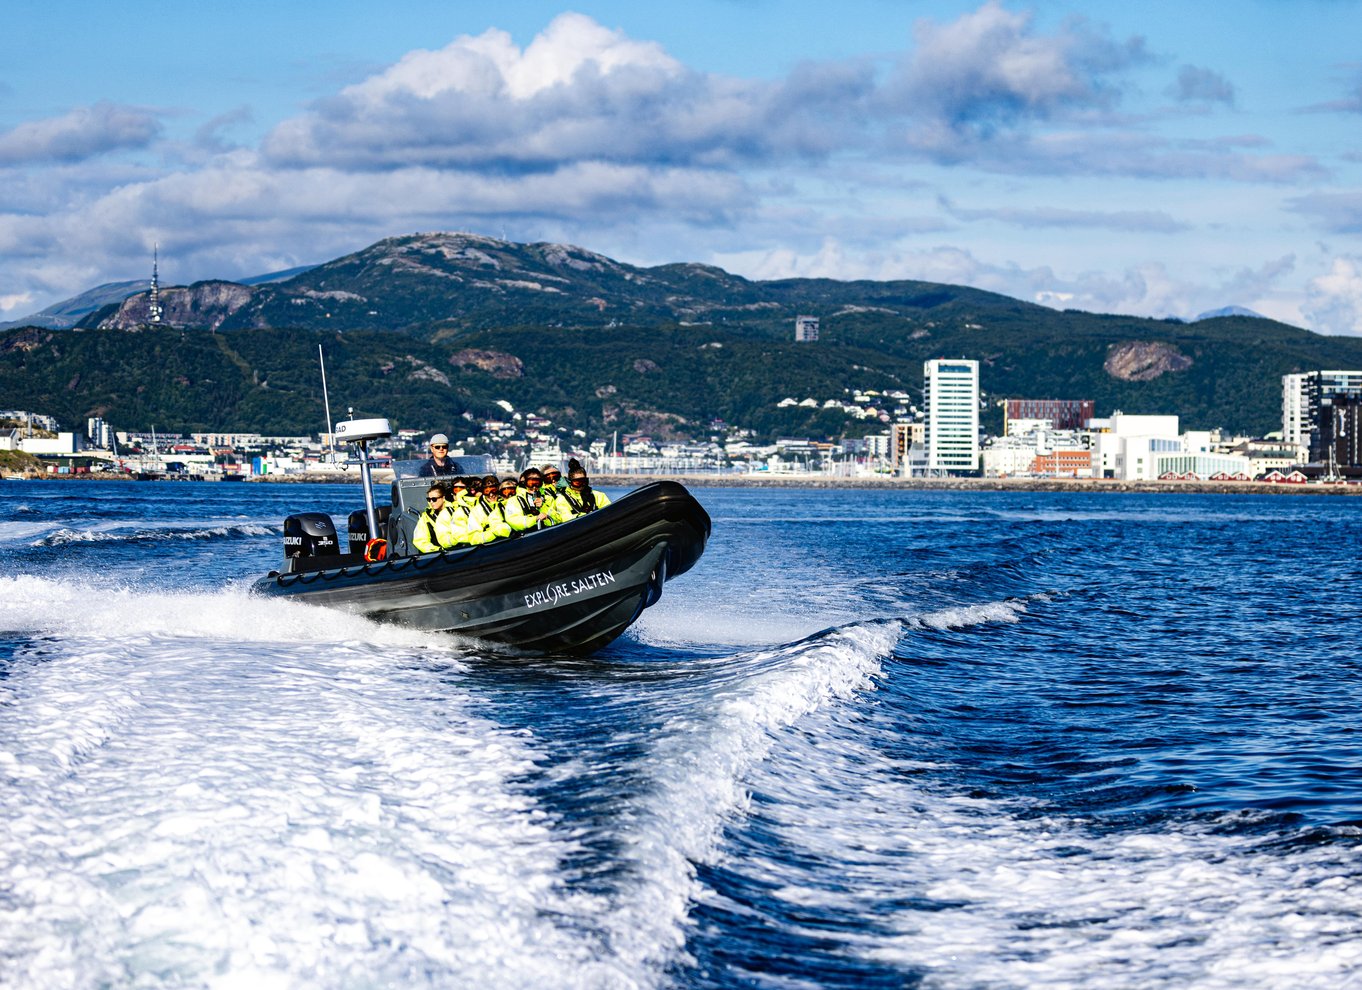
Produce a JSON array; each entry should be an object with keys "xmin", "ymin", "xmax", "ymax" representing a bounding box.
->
[
  {"xmin": 319, "ymin": 344, "xmax": 335, "ymax": 463},
  {"xmin": 148, "ymin": 244, "xmax": 163, "ymax": 325}
]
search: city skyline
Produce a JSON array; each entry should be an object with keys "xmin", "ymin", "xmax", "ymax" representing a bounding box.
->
[{"xmin": 3, "ymin": 1, "xmax": 1362, "ymax": 333}]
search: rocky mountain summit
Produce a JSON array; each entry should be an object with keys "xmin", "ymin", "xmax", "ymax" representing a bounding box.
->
[{"xmin": 81, "ymin": 231, "xmax": 995, "ymax": 336}]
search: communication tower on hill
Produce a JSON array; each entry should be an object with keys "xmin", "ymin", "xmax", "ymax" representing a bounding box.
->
[{"xmin": 148, "ymin": 245, "xmax": 164, "ymax": 325}]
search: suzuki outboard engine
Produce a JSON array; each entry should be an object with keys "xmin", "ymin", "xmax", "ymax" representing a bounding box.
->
[
  {"xmin": 283, "ymin": 513, "xmax": 339, "ymax": 560},
  {"xmin": 347, "ymin": 505, "xmax": 392, "ymax": 555}
]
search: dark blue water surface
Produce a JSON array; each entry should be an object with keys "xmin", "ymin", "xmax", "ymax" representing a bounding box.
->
[{"xmin": 1, "ymin": 481, "xmax": 1359, "ymax": 989}]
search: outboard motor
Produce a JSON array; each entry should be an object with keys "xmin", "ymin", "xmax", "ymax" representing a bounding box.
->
[
  {"xmin": 283, "ymin": 513, "xmax": 339, "ymax": 560},
  {"xmin": 347, "ymin": 505, "xmax": 392, "ymax": 555}
]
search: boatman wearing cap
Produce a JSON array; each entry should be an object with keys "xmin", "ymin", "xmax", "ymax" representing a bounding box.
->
[{"xmin": 418, "ymin": 434, "xmax": 456, "ymax": 477}]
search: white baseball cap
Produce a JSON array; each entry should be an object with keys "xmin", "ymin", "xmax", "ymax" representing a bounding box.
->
[{"xmin": 430, "ymin": 433, "xmax": 449, "ymax": 444}]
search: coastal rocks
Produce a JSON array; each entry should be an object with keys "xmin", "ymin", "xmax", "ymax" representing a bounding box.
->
[{"xmin": 1104, "ymin": 341, "xmax": 1193, "ymax": 381}]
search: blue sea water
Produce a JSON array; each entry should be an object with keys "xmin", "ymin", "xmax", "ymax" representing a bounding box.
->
[{"xmin": 1, "ymin": 480, "xmax": 1359, "ymax": 989}]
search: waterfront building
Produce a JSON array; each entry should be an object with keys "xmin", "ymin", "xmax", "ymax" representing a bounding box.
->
[
  {"xmin": 1085, "ymin": 413, "xmax": 1181, "ymax": 481},
  {"xmin": 981, "ymin": 435, "xmax": 1037, "ymax": 477},
  {"xmin": 1314, "ymin": 393, "xmax": 1362, "ymax": 470},
  {"xmin": 18, "ymin": 432, "xmax": 83, "ymax": 456},
  {"xmin": 982, "ymin": 426, "xmax": 1090, "ymax": 478},
  {"xmin": 86, "ymin": 417, "xmax": 112, "ymax": 449},
  {"xmin": 1003, "ymin": 398, "xmax": 1094, "ymax": 433},
  {"xmin": 794, "ymin": 315, "xmax": 819, "ymax": 342},
  {"xmin": 1282, "ymin": 370, "xmax": 1362, "ymax": 449},
  {"xmin": 924, "ymin": 359, "xmax": 980, "ymax": 475},
  {"xmin": 1154, "ymin": 452, "xmax": 1253, "ymax": 479},
  {"xmin": 889, "ymin": 421, "xmax": 925, "ymax": 473},
  {"xmin": 1032, "ymin": 449, "xmax": 1093, "ymax": 477}
]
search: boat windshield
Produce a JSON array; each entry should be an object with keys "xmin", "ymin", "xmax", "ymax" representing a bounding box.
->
[{"xmin": 390, "ymin": 455, "xmax": 496, "ymax": 480}]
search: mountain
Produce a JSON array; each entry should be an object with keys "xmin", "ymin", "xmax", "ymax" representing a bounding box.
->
[
  {"xmin": 1195, "ymin": 306, "xmax": 1267, "ymax": 321},
  {"xmin": 0, "ymin": 264, "xmax": 318, "ymax": 332},
  {"xmin": 78, "ymin": 232, "xmax": 1008, "ymax": 336},
  {"xmin": 0, "ymin": 279, "xmax": 150, "ymax": 331},
  {"xmin": 6, "ymin": 231, "xmax": 1362, "ymax": 440}
]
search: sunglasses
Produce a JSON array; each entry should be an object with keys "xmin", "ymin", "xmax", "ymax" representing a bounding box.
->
[
  {"xmin": 426, "ymin": 495, "xmax": 443, "ymax": 502},
  {"xmin": 570, "ymin": 477, "xmax": 588, "ymax": 487}
]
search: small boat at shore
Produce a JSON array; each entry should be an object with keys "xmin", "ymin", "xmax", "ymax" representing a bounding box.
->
[{"xmin": 251, "ymin": 418, "xmax": 711, "ymax": 654}]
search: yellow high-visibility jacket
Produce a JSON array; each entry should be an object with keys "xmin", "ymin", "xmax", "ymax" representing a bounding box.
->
[
  {"xmin": 555, "ymin": 486, "xmax": 611, "ymax": 520},
  {"xmin": 413, "ymin": 505, "xmax": 463, "ymax": 553}
]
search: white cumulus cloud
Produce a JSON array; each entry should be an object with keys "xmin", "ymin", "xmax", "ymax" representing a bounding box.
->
[
  {"xmin": 0, "ymin": 101, "xmax": 162, "ymax": 165},
  {"xmin": 1304, "ymin": 256, "xmax": 1362, "ymax": 335}
]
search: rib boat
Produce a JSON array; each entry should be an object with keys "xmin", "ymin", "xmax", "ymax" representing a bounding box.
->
[{"xmin": 251, "ymin": 418, "xmax": 711, "ymax": 654}]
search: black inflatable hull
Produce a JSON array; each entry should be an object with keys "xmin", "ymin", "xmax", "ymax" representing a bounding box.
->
[{"xmin": 251, "ymin": 481, "xmax": 710, "ymax": 655}]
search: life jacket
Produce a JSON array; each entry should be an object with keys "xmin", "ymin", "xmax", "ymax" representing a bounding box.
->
[{"xmin": 559, "ymin": 486, "xmax": 600, "ymax": 517}]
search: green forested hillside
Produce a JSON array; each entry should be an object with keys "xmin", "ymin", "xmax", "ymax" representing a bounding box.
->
[
  {"xmin": 5, "ymin": 312, "xmax": 1362, "ymax": 440},
  {"xmin": 9, "ymin": 232, "xmax": 1362, "ymax": 439}
]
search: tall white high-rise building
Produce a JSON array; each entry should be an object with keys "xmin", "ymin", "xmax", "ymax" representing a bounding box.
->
[
  {"xmin": 924, "ymin": 359, "xmax": 980, "ymax": 474},
  {"xmin": 1283, "ymin": 370, "xmax": 1362, "ymax": 448}
]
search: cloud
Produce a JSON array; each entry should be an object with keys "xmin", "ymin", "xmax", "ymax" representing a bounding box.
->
[
  {"xmin": 1289, "ymin": 189, "xmax": 1362, "ymax": 233},
  {"xmin": 0, "ymin": 291, "xmax": 33, "ymax": 314},
  {"xmin": 0, "ymin": 6, "xmax": 1339, "ymax": 323},
  {"xmin": 262, "ymin": 12, "xmax": 868, "ymax": 172},
  {"xmin": 1304, "ymin": 256, "xmax": 1362, "ymax": 335},
  {"xmin": 194, "ymin": 106, "xmax": 255, "ymax": 153},
  {"xmin": 0, "ymin": 101, "xmax": 162, "ymax": 165},
  {"xmin": 713, "ymin": 238, "xmax": 1303, "ymax": 328},
  {"xmin": 254, "ymin": 6, "xmax": 1304, "ymax": 188},
  {"xmin": 884, "ymin": 1, "xmax": 1149, "ymax": 155},
  {"xmin": 1170, "ymin": 65, "xmax": 1236, "ymax": 105},
  {"xmin": 938, "ymin": 196, "xmax": 1189, "ymax": 232},
  {"xmin": 1300, "ymin": 65, "xmax": 1362, "ymax": 113}
]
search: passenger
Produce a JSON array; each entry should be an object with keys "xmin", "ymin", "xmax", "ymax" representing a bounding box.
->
[
  {"xmin": 454, "ymin": 476, "xmax": 479, "ymax": 512},
  {"xmin": 442, "ymin": 477, "xmax": 482, "ymax": 545},
  {"xmin": 413, "ymin": 483, "xmax": 462, "ymax": 552},
  {"xmin": 555, "ymin": 459, "xmax": 612, "ymax": 520},
  {"xmin": 468, "ymin": 476, "xmax": 512, "ymax": 542},
  {"xmin": 504, "ymin": 468, "xmax": 557, "ymax": 533},
  {"xmin": 542, "ymin": 464, "xmax": 566, "ymax": 494},
  {"xmin": 418, "ymin": 434, "xmax": 457, "ymax": 477}
]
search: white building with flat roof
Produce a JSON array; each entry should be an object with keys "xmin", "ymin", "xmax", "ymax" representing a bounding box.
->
[
  {"xmin": 924, "ymin": 359, "xmax": 979, "ymax": 474},
  {"xmin": 1085, "ymin": 412, "xmax": 1180, "ymax": 480}
]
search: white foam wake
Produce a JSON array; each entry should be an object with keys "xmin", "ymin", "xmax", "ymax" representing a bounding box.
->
[
  {"xmin": 0, "ymin": 577, "xmax": 627, "ymax": 989},
  {"xmin": 593, "ymin": 598, "xmax": 1033, "ymax": 980}
]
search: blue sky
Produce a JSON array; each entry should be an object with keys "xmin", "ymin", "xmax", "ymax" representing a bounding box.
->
[{"xmin": 3, "ymin": 1, "xmax": 1361, "ymax": 332}]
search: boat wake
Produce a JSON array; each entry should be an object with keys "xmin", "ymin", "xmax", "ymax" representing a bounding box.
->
[
  {"xmin": 26, "ymin": 520, "xmax": 279, "ymax": 547},
  {"xmin": 0, "ymin": 571, "xmax": 1040, "ymax": 987}
]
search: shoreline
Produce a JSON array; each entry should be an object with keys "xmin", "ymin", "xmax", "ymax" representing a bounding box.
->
[
  {"xmin": 5, "ymin": 470, "xmax": 1361, "ymax": 495},
  {"xmin": 591, "ymin": 474, "xmax": 1362, "ymax": 495}
]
